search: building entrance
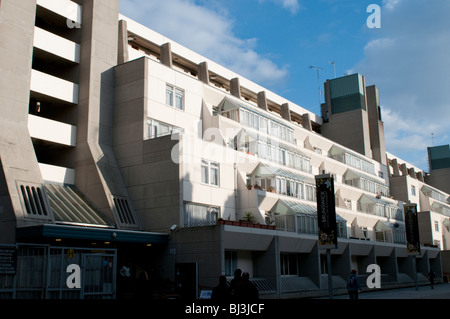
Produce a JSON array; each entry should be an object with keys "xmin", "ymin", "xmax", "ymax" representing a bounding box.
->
[{"xmin": 0, "ymin": 244, "xmax": 116, "ymax": 299}]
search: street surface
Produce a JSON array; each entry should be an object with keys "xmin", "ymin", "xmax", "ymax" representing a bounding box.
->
[{"xmin": 324, "ymin": 283, "xmax": 450, "ymax": 299}]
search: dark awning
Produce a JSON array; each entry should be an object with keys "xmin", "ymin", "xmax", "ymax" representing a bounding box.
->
[{"xmin": 16, "ymin": 224, "xmax": 168, "ymax": 244}]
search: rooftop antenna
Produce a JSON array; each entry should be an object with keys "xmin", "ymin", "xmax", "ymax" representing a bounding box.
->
[
  {"xmin": 329, "ymin": 60, "xmax": 336, "ymax": 78},
  {"xmin": 309, "ymin": 65, "xmax": 323, "ymax": 108}
]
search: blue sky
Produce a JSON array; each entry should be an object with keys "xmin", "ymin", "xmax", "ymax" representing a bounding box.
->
[{"xmin": 120, "ymin": 0, "xmax": 450, "ymax": 171}]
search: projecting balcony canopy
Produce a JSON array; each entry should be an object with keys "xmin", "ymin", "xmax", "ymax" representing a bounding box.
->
[
  {"xmin": 234, "ymin": 128, "xmax": 258, "ymax": 145},
  {"xmin": 234, "ymin": 128, "xmax": 309, "ymax": 157},
  {"xmin": 271, "ymin": 199, "xmax": 347, "ymax": 222},
  {"xmin": 329, "ymin": 145, "xmax": 376, "ymax": 175},
  {"xmin": 216, "ymin": 96, "xmax": 241, "ymax": 113},
  {"xmin": 421, "ymin": 184, "xmax": 449, "ymax": 204},
  {"xmin": 431, "ymin": 201, "xmax": 450, "ymax": 217},
  {"xmin": 374, "ymin": 220, "xmax": 405, "ymax": 232},
  {"xmin": 253, "ymin": 163, "xmax": 315, "ymax": 185},
  {"xmin": 358, "ymin": 193, "xmax": 391, "ymax": 206},
  {"xmin": 344, "ymin": 169, "xmax": 390, "ymax": 196}
]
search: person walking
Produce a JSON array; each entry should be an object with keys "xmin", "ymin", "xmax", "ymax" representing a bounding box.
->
[
  {"xmin": 428, "ymin": 269, "xmax": 436, "ymax": 289},
  {"xmin": 230, "ymin": 268, "xmax": 242, "ymax": 298},
  {"xmin": 347, "ymin": 269, "xmax": 362, "ymax": 300},
  {"xmin": 234, "ymin": 272, "xmax": 259, "ymax": 300},
  {"xmin": 211, "ymin": 275, "xmax": 232, "ymax": 301}
]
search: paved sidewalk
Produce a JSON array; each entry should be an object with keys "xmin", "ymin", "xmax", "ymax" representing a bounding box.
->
[{"xmin": 327, "ymin": 283, "xmax": 450, "ymax": 299}]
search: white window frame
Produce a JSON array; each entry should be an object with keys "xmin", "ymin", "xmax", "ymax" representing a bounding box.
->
[
  {"xmin": 434, "ymin": 220, "xmax": 440, "ymax": 232},
  {"xmin": 201, "ymin": 159, "xmax": 220, "ymax": 186},
  {"xmin": 147, "ymin": 118, "xmax": 183, "ymax": 139},
  {"xmin": 166, "ymin": 84, "xmax": 184, "ymax": 110}
]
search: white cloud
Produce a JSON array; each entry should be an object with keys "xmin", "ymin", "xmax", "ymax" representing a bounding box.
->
[
  {"xmin": 383, "ymin": 0, "xmax": 401, "ymax": 10},
  {"xmin": 120, "ymin": 0, "xmax": 288, "ymax": 86},
  {"xmin": 350, "ymin": 0, "xmax": 450, "ymax": 169},
  {"xmin": 276, "ymin": 0, "xmax": 301, "ymax": 14},
  {"xmin": 258, "ymin": 0, "xmax": 301, "ymax": 14}
]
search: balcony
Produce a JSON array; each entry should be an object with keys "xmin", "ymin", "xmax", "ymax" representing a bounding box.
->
[
  {"xmin": 37, "ymin": 0, "xmax": 82, "ymax": 25},
  {"xmin": 30, "ymin": 69, "xmax": 79, "ymax": 104},
  {"xmin": 33, "ymin": 27, "xmax": 80, "ymax": 63},
  {"xmin": 217, "ymin": 219, "xmax": 276, "ymax": 230},
  {"xmin": 28, "ymin": 114, "xmax": 76, "ymax": 147},
  {"xmin": 39, "ymin": 163, "xmax": 75, "ymax": 185}
]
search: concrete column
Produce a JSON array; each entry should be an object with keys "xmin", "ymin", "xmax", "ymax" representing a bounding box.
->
[
  {"xmin": 161, "ymin": 42, "xmax": 172, "ymax": 67},
  {"xmin": 254, "ymin": 237, "xmax": 280, "ymax": 298},
  {"xmin": 299, "ymin": 242, "xmax": 321, "ymax": 287},
  {"xmin": 359, "ymin": 246, "xmax": 377, "ymax": 276},
  {"xmin": 281, "ymin": 103, "xmax": 291, "ymax": 121},
  {"xmin": 400, "ymin": 163, "xmax": 408, "ymax": 176},
  {"xmin": 117, "ymin": 19, "xmax": 129, "ymax": 64},
  {"xmin": 198, "ymin": 61, "xmax": 209, "ymax": 85},
  {"xmin": 230, "ymin": 77, "xmax": 241, "ymax": 99},
  {"xmin": 333, "ymin": 244, "xmax": 352, "ymax": 280},
  {"xmin": 366, "ymin": 85, "xmax": 387, "ymax": 165},
  {"xmin": 384, "ymin": 250, "xmax": 399, "ymax": 283},
  {"xmin": 398, "ymin": 255, "xmax": 415, "ymax": 281},
  {"xmin": 257, "ymin": 91, "xmax": 268, "ymax": 111},
  {"xmin": 302, "ymin": 113, "xmax": 312, "ymax": 131},
  {"xmin": 417, "ymin": 251, "xmax": 430, "ymax": 278},
  {"xmin": 0, "ymin": 0, "xmax": 53, "ymax": 236},
  {"xmin": 391, "ymin": 158, "xmax": 400, "ymax": 176},
  {"xmin": 75, "ymin": 0, "xmax": 135, "ymax": 223},
  {"xmin": 417, "ymin": 171, "xmax": 424, "ymax": 182},
  {"xmin": 408, "ymin": 167, "xmax": 416, "ymax": 178}
]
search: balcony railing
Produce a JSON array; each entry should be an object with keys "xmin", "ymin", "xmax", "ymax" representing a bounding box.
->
[{"xmin": 275, "ymin": 214, "xmax": 347, "ymax": 238}]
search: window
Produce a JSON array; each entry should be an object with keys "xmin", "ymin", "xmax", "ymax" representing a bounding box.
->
[
  {"xmin": 166, "ymin": 84, "xmax": 184, "ymax": 110},
  {"xmin": 280, "ymin": 254, "xmax": 298, "ymax": 276},
  {"xmin": 344, "ymin": 199, "xmax": 352, "ymax": 210},
  {"xmin": 225, "ymin": 251, "xmax": 238, "ymax": 276},
  {"xmin": 411, "ymin": 185, "xmax": 416, "ymax": 196},
  {"xmin": 147, "ymin": 118, "xmax": 183, "ymax": 139},
  {"xmin": 238, "ymin": 107, "xmax": 294, "ymax": 144},
  {"xmin": 434, "ymin": 221, "xmax": 439, "ymax": 232},
  {"xmin": 184, "ymin": 202, "xmax": 219, "ymax": 227},
  {"xmin": 201, "ymin": 160, "xmax": 219, "ymax": 186}
]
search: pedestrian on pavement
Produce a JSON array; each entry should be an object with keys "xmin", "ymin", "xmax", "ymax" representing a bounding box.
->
[
  {"xmin": 230, "ymin": 268, "xmax": 242, "ymax": 298},
  {"xmin": 347, "ymin": 269, "xmax": 362, "ymax": 300},
  {"xmin": 234, "ymin": 272, "xmax": 259, "ymax": 300},
  {"xmin": 211, "ymin": 275, "xmax": 232, "ymax": 301},
  {"xmin": 428, "ymin": 269, "xmax": 436, "ymax": 289}
]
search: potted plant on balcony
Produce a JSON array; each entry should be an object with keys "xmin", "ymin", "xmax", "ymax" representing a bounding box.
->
[
  {"xmin": 267, "ymin": 186, "xmax": 276, "ymax": 193},
  {"xmin": 240, "ymin": 211, "xmax": 255, "ymax": 227},
  {"xmin": 246, "ymin": 183, "xmax": 252, "ymax": 190}
]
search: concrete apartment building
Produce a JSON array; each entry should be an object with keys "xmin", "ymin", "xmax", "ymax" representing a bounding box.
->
[{"xmin": 0, "ymin": 0, "xmax": 449, "ymax": 299}]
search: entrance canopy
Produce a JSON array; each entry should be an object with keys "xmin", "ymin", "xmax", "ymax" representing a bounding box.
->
[{"xmin": 16, "ymin": 224, "xmax": 168, "ymax": 244}]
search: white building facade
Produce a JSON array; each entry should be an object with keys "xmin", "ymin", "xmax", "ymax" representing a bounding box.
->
[{"xmin": 0, "ymin": 0, "xmax": 447, "ymax": 299}]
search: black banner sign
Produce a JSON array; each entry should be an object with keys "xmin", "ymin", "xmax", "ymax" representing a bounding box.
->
[
  {"xmin": 316, "ymin": 174, "xmax": 337, "ymax": 249},
  {"xmin": 0, "ymin": 248, "xmax": 17, "ymax": 275},
  {"xmin": 404, "ymin": 203, "xmax": 421, "ymax": 255}
]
